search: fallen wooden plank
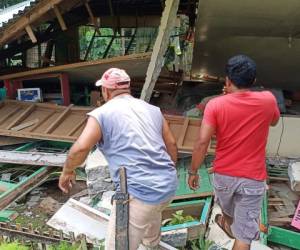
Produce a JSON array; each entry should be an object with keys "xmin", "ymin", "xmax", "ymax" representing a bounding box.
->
[
  {"xmin": 0, "ymin": 150, "xmax": 67, "ymax": 167},
  {"xmin": 29, "ymin": 111, "xmax": 56, "ymax": 132},
  {"xmin": 10, "ymin": 118, "xmax": 39, "ymax": 131},
  {"xmin": 0, "ymin": 107, "xmax": 20, "ymax": 125},
  {"xmin": 269, "ymin": 217, "xmax": 292, "ymax": 226},
  {"xmin": 269, "ymin": 176, "xmax": 289, "ymax": 181},
  {"xmin": 45, "ymin": 104, "xmax": 74, "ymax": 134},
  {"xmin": 67, "ymin": 117, "xmax": 87, "ymax": 136},
  {"xmin": 0, "ymin": 101, "xmax": 202, "ymax": 152},
  {"xmin": 6, "ymin": 104, "xmax": 36, "ymax": 130},
  {"xmin": 47, "ymin": 198, "xmax": 109, "ymax": 244},
  {"xmin": 0, "ymin": 136, "xmax": 34, "ymax": 147},
  {"xmin": 0, "ymin": 167, "xmax": 51, "ymax": 210}
]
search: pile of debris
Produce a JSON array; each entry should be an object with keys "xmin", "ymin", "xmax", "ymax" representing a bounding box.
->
[{"xmin": 0, "ymin": 100, "xmax": 299, "ymax": 250}]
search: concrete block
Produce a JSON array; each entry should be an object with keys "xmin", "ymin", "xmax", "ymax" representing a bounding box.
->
[
  {"xmin": 87, "ymin": 180, "xmax": 114, "ymax": 196},
  {"xmin": 85, "ymin": 149, "xmax": 114, "ymax": 197},
  {"xmin": 288, "ymin": 162, "xmax": 300, "ymax": 191},
  {"xmin": 161, "ymin": 228, "xmax": 187, "ymax": 247}
]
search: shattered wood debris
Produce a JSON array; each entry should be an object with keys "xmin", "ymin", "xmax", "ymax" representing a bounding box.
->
[
  {"xmin": 0, "ymin": 221, "xmax": 93, "ymax": 248},
  {"xmin": 0, "ymin": 166, "xmax": 52, "ymax": 210},
  {"xmin": 268, "ymin": 179, "xmax": 300, "ymax": 226}
]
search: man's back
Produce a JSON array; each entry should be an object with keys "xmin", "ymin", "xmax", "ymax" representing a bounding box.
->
[
  {"xmin": 88, "ymin": 95, "xmax": 178, "ymax": 204},
  {"xmin": 203, "ymin": 90, "xmax": 280, "ymax": 180}
]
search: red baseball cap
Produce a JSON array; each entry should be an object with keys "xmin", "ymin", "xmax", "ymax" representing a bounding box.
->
[{"xmin": 95, "ymin": 68, "xmax": 130, "ymax": 89}]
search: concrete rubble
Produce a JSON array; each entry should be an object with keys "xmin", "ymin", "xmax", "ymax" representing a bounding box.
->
[
  {"xmin": 288, "ymin": 162, "xmax": 300, "ymax": 191},
  {"xmin": 85, "ymin": 149, "xmax": 115, "ymax": 198}
]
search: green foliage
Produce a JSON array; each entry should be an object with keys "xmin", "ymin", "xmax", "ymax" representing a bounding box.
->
[
  {"xmin": 198, "ymin": 238, "xmax": 215, "ymax": 250},
  {"xmin": 182, "ymin": 238, "xmax": 226, "ymax": 250},
  {"xmin": 168, "ymin": 210, "xmax": 195, "ymax": 226},
  {"xmin": 79, "ymin": 26, "xmax": 121, "ymax": 60},
  {"xmin": 0, "ymin": 241, "xmax": 29, "ymax": 250},
  {"xmin": 48, "ymin": 241, "xmax": 79, "ymax": 250}
]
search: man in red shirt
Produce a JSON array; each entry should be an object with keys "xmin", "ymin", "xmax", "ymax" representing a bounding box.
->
[{"xmin": 188, "ymin": 55, "xmax": 280, "ymax": 250}]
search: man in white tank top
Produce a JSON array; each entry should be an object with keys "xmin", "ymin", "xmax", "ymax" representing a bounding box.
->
[{"xmin": 59, "ymin": 68, "xmax": 178, "ymax": 250}]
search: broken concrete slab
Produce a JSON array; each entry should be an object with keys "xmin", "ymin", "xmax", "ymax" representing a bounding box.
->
[
  {"xmin": 0, "ymin": 150, "xmax": 67, "ymax": 166},
  {"xmin": 47, "ymin": 198, "xmax": 109, "ymax": 245},
  {"xmin": 161, "ymin": 228, "xmax": 187, "ymax": 247},
  {"xmin": 288, "ymin": 162, "xmax": 300, "ymax": 191}
]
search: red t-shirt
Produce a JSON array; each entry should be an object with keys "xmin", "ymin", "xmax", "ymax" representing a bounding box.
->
[{"xmin": 203, "ymin": 91, "xmax": 280, "ymax": 180}]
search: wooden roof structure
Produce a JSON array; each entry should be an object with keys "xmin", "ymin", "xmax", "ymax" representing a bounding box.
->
[
  {"xmin": 0, "ymin": 100, "xmax": 205, "ymax": 153},
  {"xmin": 0, "ymin": 0, "xmax": 198, "ymax": 49},
  {"xmin": 0, "ymin": 53, "xmax": 152, "ymax": 83}
]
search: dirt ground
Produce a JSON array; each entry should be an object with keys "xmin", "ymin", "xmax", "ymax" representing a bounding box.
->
[{"xmin": 10, "ymin": 180, "xmax": 87, "ymax": 231}]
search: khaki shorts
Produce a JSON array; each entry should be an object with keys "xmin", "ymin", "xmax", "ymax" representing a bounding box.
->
[
  {"xmin": 105, "ymin": 197, "xmax": 171, "ymax": 250},
  {"xmin": 213, "ymin": 173, "xmax": 266, "ymax": 244}
]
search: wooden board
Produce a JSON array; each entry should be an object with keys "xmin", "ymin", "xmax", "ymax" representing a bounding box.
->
[
  {"xmin": 164, "ymin": 115, "xmax": 215, "ymax": 153},
  {"xmin": 0, "ymin": 100, "xmax": 92, "ymax": 142},
  {"xmin": 0, "ymin": 53, "xmax": 151, "ymax": 85},
  {"xmin": 0, "ymin": 136, "xmax": 34, "ymax": 147},
  {"xmin": 0, "ymin": 100, "xmax": 203, "ymax": 152}
]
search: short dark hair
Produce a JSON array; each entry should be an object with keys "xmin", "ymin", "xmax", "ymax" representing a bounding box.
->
[{"xmin": 225, "ymin": 55, "xmax": 256, "ymax": 88}]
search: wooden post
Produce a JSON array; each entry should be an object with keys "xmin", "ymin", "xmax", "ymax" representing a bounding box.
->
[
  {"xmin": 115, "ymin": 167, "xmax": 129, "ymax": 250},
  {"xmin": 140, "ymin": 0, "xmax": 179, "ymax": 102},
  {"xmin": 4, "ymin": 80, "xmax": 12, "ymax": 98},
  {"xmin": 60, "ymin": 73, "xmax": 71, "ymax": 106},
  {"xmin": 12, "ymin": 80, "xmax": 23, "ymax": 97}
]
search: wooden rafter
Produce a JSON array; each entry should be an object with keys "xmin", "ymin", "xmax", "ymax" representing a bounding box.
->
[
  {"xmin": 0, "ymin": 0, "xmax": 66, "ymax": 46},
  {"xmin": 84, "ymin": 1, "xmax": 101, "ymax": 36},
  {"xmin": 140, "ymin": 0, "xmax": 180, "ymax": 101},
  {"xmin": 45, "ymin": 104, "xmax": 74, "ymax": 134},
  {"xmin": 25, "ymin": 25, "xmax": 37, "ymax": 43},
  {"xmin": 6, "ymin": 104, "xmax": 36, "ymax": 130},
  {"xmin": 0, "ymin": 100, "xmax": 202, "ymax": 153},
  {"xmin": 53, "ymin": 5, "xmax": 67, "ymax": 31}
]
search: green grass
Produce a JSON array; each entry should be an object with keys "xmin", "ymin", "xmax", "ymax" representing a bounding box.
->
[
  {"xmin": 0, "ymin": 242, "xmax": 29, "ymax": 250},
  {"xmin": 48, "ymin": 241, "xmax": 79, "ymax": 250},
  {"xmin": 0, "ymin": 241, "xmax": 79, "ymax": 250}
]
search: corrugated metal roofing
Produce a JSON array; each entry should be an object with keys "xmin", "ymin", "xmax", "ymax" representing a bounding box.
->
[{"xmin": 0, "ymin": 0, "xmax": 38, "ymax": 27}]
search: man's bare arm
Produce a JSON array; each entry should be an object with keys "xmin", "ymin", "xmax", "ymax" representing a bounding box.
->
[
  {"xmin": 190, "ymin": 123, "xmax": 215, "ymax": 173},
  {"xmin": 63, "ymin": 117, "xmax": 102, "ymax": 173},
  {"xmin": 59, "ymin": 117, "xmax": 102, "ymax": 193},
  {"xmin": 188, "ymin": 122, "xmax": 215, "ymax": 190},
  {"xmin": 270, "ymin": 119, "xmax": 279, "ymax": 127},
  {"xmin": 162, "ymin": 118, "xmax": 178, "ymax": 165}
]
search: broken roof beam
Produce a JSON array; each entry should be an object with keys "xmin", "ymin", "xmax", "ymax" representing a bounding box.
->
[
  {"xmin": 140, "ymin": 0, "xmax": 180, "ymax": 102},
  {"xmin": 0, "ymin": 167, "xmax": 51, "ymax": 210},
  {"xmin": 0, "ymin": 0, "xmax": 66, "ymax": 47},
  {"xmin": 52, "ymin": 5, "xmax": 67, "ymax": 31}
]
